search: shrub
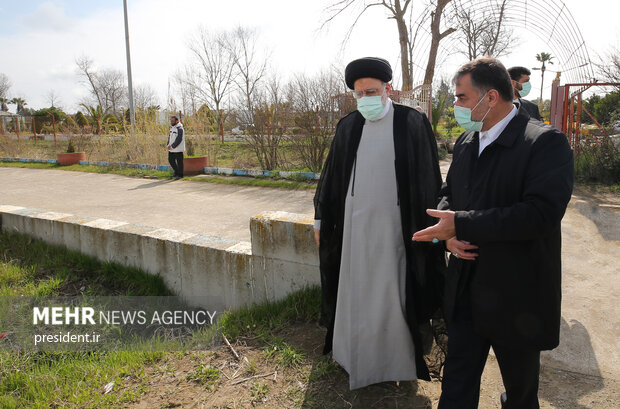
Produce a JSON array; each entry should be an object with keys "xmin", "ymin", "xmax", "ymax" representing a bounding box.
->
[{"xmin": 575, "ymin": 136, "xmax": 620, "ymax": 185}]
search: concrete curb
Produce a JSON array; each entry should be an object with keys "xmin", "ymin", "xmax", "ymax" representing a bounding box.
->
[
  {"xmin": 0, "ymin": 157, "xmax": 321, "ymax": 181},
  {"xmin": 0, "ymin": 205, "xmax": 320, "ymax": 312}
]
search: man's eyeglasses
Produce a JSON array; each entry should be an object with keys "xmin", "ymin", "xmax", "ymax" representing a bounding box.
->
[{"xmin": 352, "ymin": 88, "xmax": 384, "ymax": 99}]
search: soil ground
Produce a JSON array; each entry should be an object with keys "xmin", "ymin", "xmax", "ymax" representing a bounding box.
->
[{"xmin": 123, "ymin": 322, "xmax": 620, "ymax": 409}]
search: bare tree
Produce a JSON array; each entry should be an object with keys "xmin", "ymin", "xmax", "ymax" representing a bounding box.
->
[
  {"xmin": 188, "ymin": 27, "xmax": 237, "ymax": 142},
  {"xmin": 133, "ymin": 84, "xmax": 159, "ymax": 109},
  {"xmin": 423, "ymin": 0, "xmax": 456, "ymax": 85},
  {"xmin": 323, "ymin": 0, "xmax": 418, "ymax": 90},
  {"xmin": 76, "ymin": 56, "xmax": 104, "ymax": 108},
  {"xmin": 0, "ymin": 73, "xmax": 11, "ymax": 111},
  {"xmin": 97, "ymin": 69, "xmax": 127, "ymax": 114},
  {"xmin": 227, "ymin": 26, "xmax": 268, "ymax": 125},
  {"xmin": 597, "ymin": 46, "xmax": 620, "ymax": 87},
  {"xmin": 245, "ymin": 73, "xmax": 292, "ymax": 170},
  {"xmin": 289, "ymin": 70, "xmax": 347, "ymax": 172},
  {"xmin": 453, "ymin": 0, "xmax": 515, "ymax": 60},
  {"xmin": 0, "ymin": 73, "xmax": 10, "ymax": 99},
  {"xmin": 173, "ymin": 67, "xmax": 200, "ymax": 116},
  {"xmin": 323, "ymin": 0, "xmax": 455, "ymax": 89},
  {"xmin": 46, "ymin": 89, "xmax": 61, "ymax": 108},
  {"xmin": 75, "ymin": 56, "xmax": 126, "ymax": 115}
]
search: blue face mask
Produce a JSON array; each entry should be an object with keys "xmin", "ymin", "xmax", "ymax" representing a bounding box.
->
[
  {"xmin": 519, "ymin": 81, "xmax": 532, "ymax": 97},
  {"xmin": 454, "ymin": 93, "xmax": 490, "ymax": 132},
  {"xmin": 357, "ymin": 95, "xmax": 386, "ymax": 121}
]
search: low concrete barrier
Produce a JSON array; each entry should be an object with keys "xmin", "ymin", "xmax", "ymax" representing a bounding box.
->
[{"xmin": 0, "ymin": 205, "xmax": 320, "ymax": 312}]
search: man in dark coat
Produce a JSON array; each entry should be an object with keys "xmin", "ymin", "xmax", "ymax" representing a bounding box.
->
[
  {"xmin": 313, "ymin": 57, "xmax": 445, "ymax": 388},
  {"xmin": 413, "ymin": 57, "xmax": 574, "ymax": 408},
  {"xmin": 508, "ymin": 66, "xmax": 543, "ymax": 121}
]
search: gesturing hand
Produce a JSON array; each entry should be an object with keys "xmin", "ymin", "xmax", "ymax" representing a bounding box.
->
[
  {"xmin": 411, "ymin": 209, "xmax": 456, "ymax": 242},
  {"xmin": 446, "ymin": 237, "xmax": 479, "ymax": 260}
]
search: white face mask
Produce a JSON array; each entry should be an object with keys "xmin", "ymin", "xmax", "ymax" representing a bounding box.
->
[
  {"xmin": 454, "ymin": 92, "xmax": 491, "ymax": 132},
  {"xmin": 356, "ymin": 87, "xmax": 387, "ymax": 120}
]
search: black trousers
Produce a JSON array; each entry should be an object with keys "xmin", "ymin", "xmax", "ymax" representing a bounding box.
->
[
  {"xmin": 438, "ymin": 289, "xmax": 541, "ymax": 409},
  {"xmin": 168, "ymin": 152, "xmax": 184, "ymax": 177}
]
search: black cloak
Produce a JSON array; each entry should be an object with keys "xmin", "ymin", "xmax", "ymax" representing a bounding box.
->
[{"xmin": 313, "ymin": 103, "xmax": 446, "ymax": 381}]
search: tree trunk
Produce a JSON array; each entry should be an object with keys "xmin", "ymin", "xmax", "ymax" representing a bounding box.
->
[
  {"xmin": 394, "ymin": 7, "xmax": 412, "ymax": 90},
  {"xmin": 424, "ymin": 0, "xmax": 455, "ymax": 85}
]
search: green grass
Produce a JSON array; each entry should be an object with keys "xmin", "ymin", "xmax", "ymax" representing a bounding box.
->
[
  {"xmin": 0, "ymin": 230, "xmax": 172, "ymax": 297},
  {"xmin": 0, "ymin": 350, "xmax": 163, "ymax": 409},
  {"xmin": 0, "ymin": 230, "xmax": 172, "ymax": 408},
  {"xmin": 219, "ymin": 285, "xmax": 320, "ymax": 341},
  {"xmin": 0, "ymin": 229, "xmax": 323, "ymax": 408},
  {"xmin": 435, "ymin": 122, "xmax": 465, "ymax": 140},
  {"xmin": 0, "ymin": 161, "xmax": 317, "ymax": 190},
  {"xmin": 186, "ymin": 363, "xmax": 220, "ymax": 391}
]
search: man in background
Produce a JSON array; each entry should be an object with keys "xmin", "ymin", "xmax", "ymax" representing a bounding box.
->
[
  {"xmin": 508, "ymin": 66, "xmax": 543, "ymax": 121},
  {"xmin": 167, "ymin": 115, "xmax": 185, "ymax": 179}
]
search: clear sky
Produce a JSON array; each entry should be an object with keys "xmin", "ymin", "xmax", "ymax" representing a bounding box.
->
[{"xmin": 1, "ymin": 0, "xmax": 618, "ymax": 112}]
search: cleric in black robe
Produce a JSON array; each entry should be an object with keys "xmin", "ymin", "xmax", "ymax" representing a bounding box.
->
[
  {"xmin": 313, "ymin": 57, "xmax": 446, "ymax": 385},
  {"xmin": 413, "ymin": 58, "xmax": 574, "ymax": 409}
]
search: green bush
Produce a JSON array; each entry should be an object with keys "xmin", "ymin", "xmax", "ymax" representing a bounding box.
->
[
  {"xmin": 66, "ymin": 139, "xmax": 76, "ymax": 153},
  {"xmin": 75, "ymin": 111, "xmax": 88, "ymax": 128},
  {"xmin": 64, "ymin": 115, "xmax": 78, "ymax": 130},
  {"xmin": 575, "ymin": 136, "xmax": 620, "ymax": 185}
]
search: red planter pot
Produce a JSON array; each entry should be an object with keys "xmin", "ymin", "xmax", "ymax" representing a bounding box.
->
[
  {"xmin": 57, "ymin": 152, "xmax": 86, "ymax": 166},
  {"xmin": 183, "ymin": 156, "xmax": 209, "ymax": 175}
]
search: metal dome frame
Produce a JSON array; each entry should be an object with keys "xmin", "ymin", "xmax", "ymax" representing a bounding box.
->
[{"xmin": 404, "ymin": 0, "xmax": 594, "ymax": 85}]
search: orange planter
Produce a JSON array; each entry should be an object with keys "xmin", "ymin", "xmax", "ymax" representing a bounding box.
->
[
  {"xmin": 183, "ymin": 156, "xmax": 209, "ymax": 175},
  {"xmin": 57, "ymin": 152, "xmax": 86, "ymax": 166}
]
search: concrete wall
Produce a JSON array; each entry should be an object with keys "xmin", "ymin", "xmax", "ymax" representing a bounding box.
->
[{"xmin": 0, "ymin": 205, "xmax": 320, "ymax": 312}]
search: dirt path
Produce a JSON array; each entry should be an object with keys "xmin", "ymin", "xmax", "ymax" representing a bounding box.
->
[{"xmin": 122, "ymin": 322, "xmax": 619, "ymax": 409}]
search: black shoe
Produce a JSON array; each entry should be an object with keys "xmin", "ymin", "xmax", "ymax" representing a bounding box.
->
[{"xmin": 500, "ymin": 392, "xmax": 507, "ymax": 408}]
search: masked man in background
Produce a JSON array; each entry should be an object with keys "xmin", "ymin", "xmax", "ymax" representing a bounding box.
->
[{"xmin": 508, "ymin": 66, "xmax": 542, "ymax": 121}]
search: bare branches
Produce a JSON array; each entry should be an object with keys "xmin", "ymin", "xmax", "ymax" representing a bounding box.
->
[
  {"xmin": 46, "ymin": 89, "xmax": 61, "ymax": 108},
  {"xmin": 75, "ymin": 56, "xmax": 126, "ymax": 115},
  {"xmin": 596, "ymin": 46, "xmax": 620, "ymax": 86},
  {"xmin": 188, "ymin": 27, "xmax": 237, "ymax": 140},
  {"xmin": 226, "ymin": 26, "xmax": 269, "ymax": 125},
  {"xmin": 133, "ymin": 84, "xmax": 159, "ymax": 110},
  {"xmin": 452, "ymin": 0, "xmax": 515, "ymax": 60},
  {"xmin": 76, "ymin": 56, "xmax": 104, "ymax": 109},
  {"xmin": 0, "ymin": 73, "xmax": 11, "ymax": 100},
  {"xmin": 321, "ymin": 0, "xmax": 420, "ymax": 89}
]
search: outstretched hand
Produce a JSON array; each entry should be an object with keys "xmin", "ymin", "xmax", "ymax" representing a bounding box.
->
[{"xmin": 411, "ymin": 209, "xmax": 456, "ymax": 242}]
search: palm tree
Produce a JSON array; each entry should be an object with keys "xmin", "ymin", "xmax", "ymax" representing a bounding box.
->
[
  {"xmin": 10, "ymin": 97, "xmax": 27, "ymax": 114},
  {"xmin": 535, "ymin": 52, "xmax": 554, "ymax": 112},
  {"xmin": 80, "ymin": 104, "xmax": 107, "ymax": 134},
  {"xmin": 0, "ymin": 97, "xmax": 8, "ymax": 112}
]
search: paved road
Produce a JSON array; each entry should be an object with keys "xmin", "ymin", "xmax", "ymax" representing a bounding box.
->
[
  {"xmin": 0, "ymin": 165, "xmax": 618, "ymax": 381},
  {"xmin": 0, "ymin": 167, "xmax": 315, "ymax": 242}
]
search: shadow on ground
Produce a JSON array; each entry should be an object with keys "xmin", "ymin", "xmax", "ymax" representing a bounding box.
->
[
  {"xmin": 540, "ymin": 318, "xmax": 606, "ymax": 409},
  {"xmin": 128, "ymin": 179, "xmax": 177, "ymax": 190}
]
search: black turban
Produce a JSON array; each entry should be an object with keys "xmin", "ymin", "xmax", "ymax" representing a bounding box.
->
[{"xmin": 345, "ymin": 57, "xmax": 392, "ymax": 90}]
